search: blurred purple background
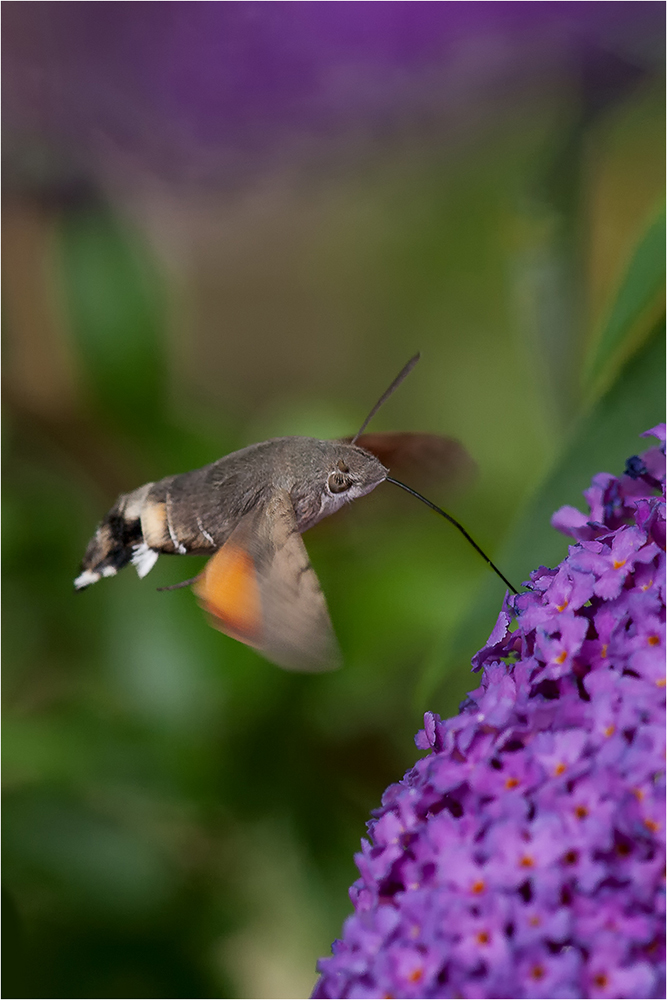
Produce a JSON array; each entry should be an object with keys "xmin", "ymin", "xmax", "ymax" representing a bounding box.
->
[{"xmin": 4, "ymin": 2, "xmax": 663, "ymax": 185}]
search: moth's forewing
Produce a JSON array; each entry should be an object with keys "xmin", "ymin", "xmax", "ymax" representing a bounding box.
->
[
  {"xmin": 351, "ymin": 432, "xmax": 476, "ymax": 496},
  {"xmin": 194, "ymin": 490, "xmax": 340, "ymax": 673}
]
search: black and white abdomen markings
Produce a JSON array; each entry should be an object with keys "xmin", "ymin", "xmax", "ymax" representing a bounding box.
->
[
  {"xmin": 74, "ymin": 478, "xmax": 219, "ymax": 590},
  {"xmin": 75, "ymin": 483, "xmax": 153, "ymax": 589}
]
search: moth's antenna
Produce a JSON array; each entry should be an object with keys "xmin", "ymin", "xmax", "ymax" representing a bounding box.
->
[
  {"xmin": 385, "ymin": 477, "xmax": 519, "ymax": 594},
  {"xmin": 351, "ymin": 353, "xmax": 420, "ymax": 444}
]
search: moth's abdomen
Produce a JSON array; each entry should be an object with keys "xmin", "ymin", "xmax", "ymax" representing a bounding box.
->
[
  {"xmin": 141, "ymin": 469, "xmax": 229, "ymax": 555},
  {"xmin": 74, "ymin": 474, "xmax": 224, "ymax": 590},
  {"xmin": 74, "ymin": 484, "xmax": 155, "ymax": 589}
]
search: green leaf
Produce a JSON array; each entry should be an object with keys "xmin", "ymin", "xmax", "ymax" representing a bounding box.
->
[
  {"xmin": 57, "ymin": 205, "xmax": 167, "ymax": 428},
  {"xmin": 429, "ymin": 318, "xmax": 665, "ymax": 708},
  {"xmin": 585, "ymin": 206, "xmax": 665, "ymax": 389}
]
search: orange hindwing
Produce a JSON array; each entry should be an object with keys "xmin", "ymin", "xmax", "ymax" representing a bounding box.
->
[{"xmin": 194, "ymin": 542, "xmax": 262, "ymax": 644}]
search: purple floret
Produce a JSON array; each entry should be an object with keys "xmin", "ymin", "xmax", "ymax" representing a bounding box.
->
[{"xmin": 314, "ymin": 426, "xmax": 665, "ymax": 1000}]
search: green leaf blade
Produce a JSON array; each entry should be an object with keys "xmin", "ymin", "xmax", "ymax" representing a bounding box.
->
[{"xmin": 586, "ymin": 206, "xmax": 665, "ymax": 389}]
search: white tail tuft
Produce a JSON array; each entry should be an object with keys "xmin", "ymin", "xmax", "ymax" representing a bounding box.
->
[
  {"xmin": 74, "ymin": 569, "xmax": 101, "ymax": 590},
  {"xmin": 132, "ymin": 543, "xmax": 159, "ymax": 579}
]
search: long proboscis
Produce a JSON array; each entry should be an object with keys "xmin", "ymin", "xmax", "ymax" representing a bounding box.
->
[
  {"xmin": 351, "ymin": 353, "xmax": 421, "ymax": 444},
  {"xmin": 385, "ymin": 477, "xmax": 519, "ymax": 595}
]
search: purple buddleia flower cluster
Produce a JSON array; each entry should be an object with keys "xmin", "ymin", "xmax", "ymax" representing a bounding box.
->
[{"xmin": 313, "ymin": 426, "xmax": 666, "ymax": 1000}]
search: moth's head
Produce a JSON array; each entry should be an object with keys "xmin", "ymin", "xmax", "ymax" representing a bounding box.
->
[
  {"xmin": 287, "ymin": 439, "xmax": 387, "ymax": 530},
  {"xmin": 323, "ymin": 443, "xmax": 388, "ymax": 504}
]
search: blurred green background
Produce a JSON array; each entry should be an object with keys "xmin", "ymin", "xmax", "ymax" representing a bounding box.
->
[{"xmin": 2, "ymin": 5, "xmax": 664, "ymax": 998}]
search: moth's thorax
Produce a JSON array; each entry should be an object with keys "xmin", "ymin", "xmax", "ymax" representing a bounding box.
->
[{"xmin": 273, "ymin": 438, "xmax": 388, "ymax": 531}]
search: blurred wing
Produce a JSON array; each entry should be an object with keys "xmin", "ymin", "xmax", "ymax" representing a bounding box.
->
[
  {"xmin": 194, "ymin": 491, "xmax": 340, "ymax": 672},
  {"xmin": 352, "ymin": 432, "xmax": 476, "ymax": 495}
]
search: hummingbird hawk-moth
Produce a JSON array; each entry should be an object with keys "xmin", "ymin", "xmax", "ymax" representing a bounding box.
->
[{"xmin": 75, "ymin": 356, "xmax": 516, "ymax": 671}]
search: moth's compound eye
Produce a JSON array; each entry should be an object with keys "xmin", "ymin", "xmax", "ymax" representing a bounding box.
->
[{"xmin": 328, "ymin": 471, "xmax": 352, "ymax": 494}]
